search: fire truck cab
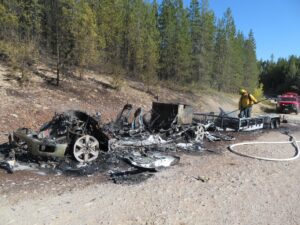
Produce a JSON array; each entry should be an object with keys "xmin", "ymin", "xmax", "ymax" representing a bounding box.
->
[{"xmin": 276, "ymin": 92, "xmax": 300, "ymax": 114}]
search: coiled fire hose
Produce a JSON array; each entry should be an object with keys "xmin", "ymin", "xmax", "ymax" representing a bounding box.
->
[{"xmin": 228, "ymin": 134, "xmax": 300, "ymax": 162}]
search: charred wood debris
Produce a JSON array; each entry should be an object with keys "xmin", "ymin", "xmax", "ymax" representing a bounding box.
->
[{"xmin": 0, "ymin": 102, "xmax": 249, "ymax": 183}]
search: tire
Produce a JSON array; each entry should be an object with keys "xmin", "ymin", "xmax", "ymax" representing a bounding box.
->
[
  {"xmin": 274, "ymin": 119, "xmax": 280, "ymax": 129},
  {"xmin": 270, "ymin": 119, "xmax": 280, "ymax": 129},
  {"xmin": 270, "ymin": 119, "xmax": 279, "ymax": 129},
  {"xmin": 270, "ymin": 120, "xmax": 275, "ymax": 129},
  {"xmin": 276, "ymin": 108, "xmax": 281, "ymax": 114}
]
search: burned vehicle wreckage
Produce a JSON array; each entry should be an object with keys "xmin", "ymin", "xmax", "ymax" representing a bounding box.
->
[
  {"xmin": 7, "ymin": 103, "xmax": 205, "ymax": 166},
  {"xmin": 11, "ymin": 103, "xmax": 203, "ymax": 161},
  {"xmin": 0, "ymin": 102, "xmax": 280, "ymax": 180},
  {"xmin": 12, "ymin": 110, "xmax": 109, "ymax": 163}
]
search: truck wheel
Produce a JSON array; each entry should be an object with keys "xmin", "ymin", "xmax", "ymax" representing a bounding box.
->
[
  {"xmin": 274, "ymin": 119, "xmax": 280, "ymax": 129},
  {"xmin": 270, "ymin": 120, "xmax": 274, "ymax": 129},
  {"xmin": 276, "ymin": 108, "xmax": 281, "ymax": 114},
  {"xmin": 194, "ymin": 125, "xmax": 205, "ymax": 142},
  {"xmin": 270, "ymin": 119, "xmax": 280, "ymax": 129},
  {"xmin": 73, "ymin": 135, "xmax": 99, "ymax": 163}
]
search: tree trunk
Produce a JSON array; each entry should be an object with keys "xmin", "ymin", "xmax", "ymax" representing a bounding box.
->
[
  {"xmin": 56, "ymin": 61, "xmax": 60, "ymax": 86},
  {"xmin": 56, "ymin": 23, "xmax": 60, "ymax": 86}
]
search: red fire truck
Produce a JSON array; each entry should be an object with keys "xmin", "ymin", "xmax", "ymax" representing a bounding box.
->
[{"xmin": 276, "ymin": 92, "xmax": 300, "ymax": 114}]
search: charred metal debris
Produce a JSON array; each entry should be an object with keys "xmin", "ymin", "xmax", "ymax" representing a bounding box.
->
[{"xmin": 0, "ymin": 102, "xmax": 279, "ymax": 182}]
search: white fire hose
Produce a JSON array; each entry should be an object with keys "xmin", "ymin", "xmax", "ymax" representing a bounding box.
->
[{"xmin": 228, "ymin": 134, "xmax": 300, "ymax": 162}]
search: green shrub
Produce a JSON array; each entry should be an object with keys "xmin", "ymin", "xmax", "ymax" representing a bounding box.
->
[{"xmin": 253, "ymin": 84, "xmax": 264, "ymax": 100}]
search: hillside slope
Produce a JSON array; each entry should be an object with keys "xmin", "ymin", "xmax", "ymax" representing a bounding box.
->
[{"xmin": 0, "ymin": 62, "xmax": 242, "ymax": 141}]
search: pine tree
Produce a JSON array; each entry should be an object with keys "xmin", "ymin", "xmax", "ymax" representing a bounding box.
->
[
  {"xmin": 286, "ymin": 55, "xmax": 298, "ymax": 90},
  {"xmin": 1, "ymin": 0, "xmax": 41, "ymax": 79},
  {"xmin": 159, "ymin": 0, "xmax": 191, "ymax": 82},
  {"xmin": 0, "ymin": 2, "xmax": 18, "ymax": 41},
  {"xmin": 223, "ymin": 8, "xmax": 236, "ymax": 92},
  {"xmin": 94, "ymin": 0, "xmax": 124, "ymax": 72},
  {"xmin": 231, "ymin": 31, "xmax": 245, "ymax": 91},
  {"xmin": 142, "ymin": 1, "xmax": 160, "ymax": 85},
  {"xmin": 189, "ymin": 0, "xmax": 201, "ymax": 82},
  {"xmin": 41, "ymin": 0, "xmax": 79, "ymax": 85},
  {"xmin": 159, "ymin": 0, "xmax": 177, "ymax": 80},
  {"xmin": 243, "ymin": 30, "xmax": 259, "ymax": 91},
  {"xmin": 174, "ymin": 0, "xmax": 191, "ymax": 82},
  {"xmin": 17, "ymin": 0, "xmax": 41, "ymax": 43},
  {"xmin": 198, "ymin": 0, "xmax": 215, "ymax": 85},
  {"xmin": 72, "ymin": 0, "xmax": 98, "ymax": 78},
  {"xmin": 125, "ymin": 0, "xmax": 146, "ymax": 76},
  {"xmin": 212, "ymin": 18, "xmax": 227, "ymax": 90}
]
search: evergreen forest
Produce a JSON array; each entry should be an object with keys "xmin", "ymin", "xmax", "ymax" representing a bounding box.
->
[{"xmin": 1, "ymin": 0, "xmax": 298, "ymax": 94}]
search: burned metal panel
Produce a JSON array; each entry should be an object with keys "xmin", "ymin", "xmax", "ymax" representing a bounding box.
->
[
  {"xmin": 104, "ymin": 104, "xmax": 147, "ymax": 137},
  {"xmin": 178, "ymin": 104, "xmax": 194, "ymax": 125},
  {"xmin": 13, "ymin": 130, "xmax": 68, "ymax": 158},
  {"xmin": 123, "ymin": 151, "xmax": 180, "ymax": 170},
  {"xmin": 150, "ymin": 102, "xmax": 194, "ymax": 130},
  {"xmin": 151, "ymin": 102, "xmax": 178, "ymax": 130},
  {"xmin": 239, "ymin": 117, "xmax": 264, "ymax": 131}
]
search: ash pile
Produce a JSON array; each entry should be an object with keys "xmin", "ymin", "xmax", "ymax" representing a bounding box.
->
[{"xmin": 0, "ymin": 102, "xmax": 236, "ymax": 183}]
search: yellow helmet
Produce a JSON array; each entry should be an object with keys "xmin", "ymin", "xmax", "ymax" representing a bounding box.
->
[{"xmin": 239, "ymin": 88, "xmax": 247, "ymax": 94}]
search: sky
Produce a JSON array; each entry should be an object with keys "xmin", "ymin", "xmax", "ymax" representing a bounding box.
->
[
  {"xmin": 158, "ymin": 0, "xmax": 300, "ymax": 61},
  {"xmin": 206, "ymin": 0, "xmax": 300, "ymax": 61}
]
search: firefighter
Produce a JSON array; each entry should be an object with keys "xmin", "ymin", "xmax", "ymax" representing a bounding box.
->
[{"xmin": 239, "ymin": 89, "xmax": 258, "ymax": 118}]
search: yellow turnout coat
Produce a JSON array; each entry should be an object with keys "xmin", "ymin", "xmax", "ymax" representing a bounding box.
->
[{"xmin": 239, "ymin": 93, "xmax": 258, "ymax": 109}]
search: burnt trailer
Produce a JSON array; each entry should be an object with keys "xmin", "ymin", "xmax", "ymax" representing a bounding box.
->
[{"xmin": 193, "ymin": 112, "xmax": 280, "ymax": 131}]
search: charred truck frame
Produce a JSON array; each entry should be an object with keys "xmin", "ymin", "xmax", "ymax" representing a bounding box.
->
[{"xmin": 12, "ymin": 111, "xmax": 109, "ymax": 163}]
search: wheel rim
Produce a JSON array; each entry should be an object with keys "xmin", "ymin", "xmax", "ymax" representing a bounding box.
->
[
  {"xmin": 73, "ymin": 135, "xmax": 99, "ymax": 163},
  {"xmin": 195, "ymin": 125, "xmax": 205, "ymax": 142}
]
